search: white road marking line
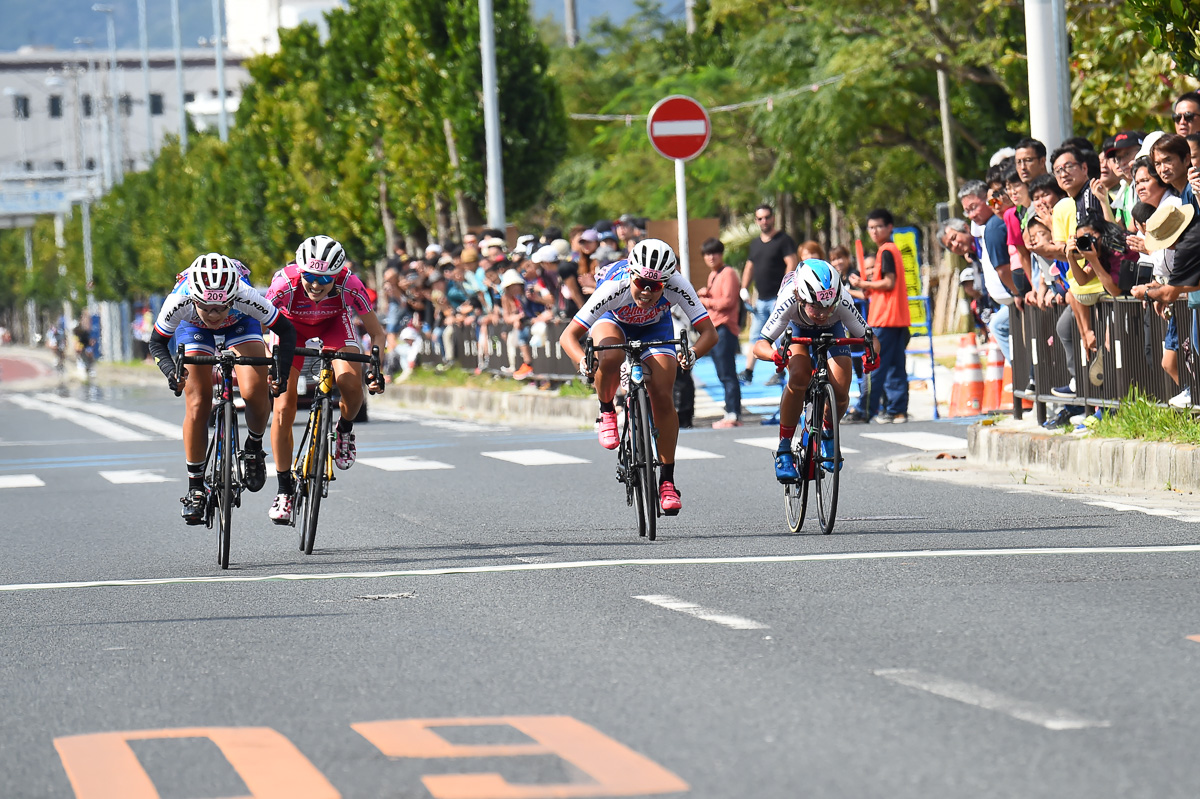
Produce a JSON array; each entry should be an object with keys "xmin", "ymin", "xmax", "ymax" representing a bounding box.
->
[
  {"xmin": 6, "ymin": 542, "xmax": 1200, "ymax": 593},
  {"xmin": 874, "ymin": 669, "xmax": 1110, "ymax": 730},
  {"xmin": 98, "ymin": 470, "xmax": 177, "ymax": 485},
  {"xmin": 0, "ymin": 474, "xmax": 45, "ymax": 489},
  {"xmin": 861, "ymin": 431, "xmax": 968, "ymax": 451},
  {"xmin": 481, "ymin": 449, "xmax": 589, "ymax": 466},
  {"xmin": 1086, "ymin": 500, "xmax": 1181, "ymax": 517},
  {"xmin": 6, "ymin": 395, "xmax": 151, "ymax": 442},
  {"xmin": 367, "ymin": 409, "xmax": 509, "ymax": 432},
  {"xmin": 735, "ymin": 437, "xmax": 858, "ymax": 454},
  {"xmin": 634, "ymin": 594, "xmax": 768, "ymax": 630},
  {"xmin": 35, "ymin": 393, "xmax": 181, "ymax": 439},
  {"xmin": 673, "ymin": 446, "xmax": 724, "ymax": 460},
  {"xmin": 358, "ymin": 456, "xmax": 455, "ymax": 472}
]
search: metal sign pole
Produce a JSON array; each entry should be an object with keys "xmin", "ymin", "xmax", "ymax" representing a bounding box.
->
[{"xmin": 674, "ymin": 158, "xmax": 690, "ymax": 282}]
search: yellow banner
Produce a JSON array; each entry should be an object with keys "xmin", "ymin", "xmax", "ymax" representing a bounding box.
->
[{"xmin": 892, "ymin": 227, "xmax": 927, "ymax": 332}]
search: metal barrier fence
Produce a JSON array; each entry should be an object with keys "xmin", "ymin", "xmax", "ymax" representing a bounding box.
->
[
  {"xmin": 1010, "ymin": 297, "xmax": 1200, "ymax": 423},
  {"xmin": 412, "ymin": 320, "xmax": 578, "ymax": 379}
]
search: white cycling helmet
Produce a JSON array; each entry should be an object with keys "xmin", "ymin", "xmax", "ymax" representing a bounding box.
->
[
  {"xmin": 186, "ymin": 253, "xmax": 241, "ymax": 305},
  {"xmin": 296, "ymin": 235, "xmax": 347, "ymax": 275},
  {"xmin": 627, "ymin": 238, "xmax": 678, "ymax": 281},
  {"xmin": 793, "ymin": 258, "xmax": 842, "ymax": 308}
]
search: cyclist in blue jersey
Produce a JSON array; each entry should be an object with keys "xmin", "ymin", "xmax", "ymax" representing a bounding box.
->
[
  {"xmin": 560, "ymin": 239, "xmax": 717, "ymax": 515},
  {"xmin": 147, "ymin": 253, "xmax": 297, "ymax": 524},
  {"xmin": 750, "ymin": 259, "xmax": 880, "ymax": 482}
]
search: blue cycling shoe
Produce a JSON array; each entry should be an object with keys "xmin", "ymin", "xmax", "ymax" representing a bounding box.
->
[
  {"xmin": 819, "ymin": 433, "xmax": 840, "ymax": 472},
  {"xmin": 774, "ymin": 439, "xmax": 799, "ymax": 483}
]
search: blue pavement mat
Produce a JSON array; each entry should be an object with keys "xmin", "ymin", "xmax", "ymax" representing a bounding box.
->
[{"xmin": 692, "ymin": 352, "xmax": 862, "ymax": 418}]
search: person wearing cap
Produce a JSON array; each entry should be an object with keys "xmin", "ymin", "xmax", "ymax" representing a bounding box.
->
[
  {"xmin": 1105, "ymin": 131, "xmax": 1144, "ymax": 228},
  {"xmin": 614, "ymin": 214, "xmax": 642, "ymax": 251},
  {"xmin": 500, "ymin": 268, "xmax": 537, "ymax": 379},
  {"xmin": 559, "ymin": 239, "xmax": 717, "ymax": 515},
  {"xmin": 594, "ymin": 230, "xmax": 621, "ymax": 265},
  {"xmin": 424, "ymin": 242, "xmax": 443, "ymax": 265}
]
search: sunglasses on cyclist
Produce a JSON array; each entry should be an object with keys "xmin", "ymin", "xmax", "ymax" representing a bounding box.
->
[
  {"xmin": 193, "ymin": 300, "xmax": 231, "ymax": 313},
  {"xmin": 1173, "ymin": 111, "xmax": 1198, "ymax": 124},
  {"xmin": 632, "ymin": 277, "xmax": 664, "ymax": 292},
  {"xmin": 301, "ymin": 272, "xmax": 337, "ymax": 285}
]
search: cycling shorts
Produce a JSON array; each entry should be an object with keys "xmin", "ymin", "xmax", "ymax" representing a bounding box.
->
[
  {"xmin": 290, "ymin": 311, "xmax": 361, "ymax": 371},
  {"xmin": 790, "ymin": 321, "xmax": 851, "ymax": 359},
  {"xmin": 175, "ymin": 317, "xmax": 264, "ymax": 355},
  {"xmin": 594, "ymin": 313, "xmax": 678, "ymax": 361}
]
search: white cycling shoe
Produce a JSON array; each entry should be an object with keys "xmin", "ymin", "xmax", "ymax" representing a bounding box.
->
[
  {"xmin": 269, "ymin": 493, "xmax": 293, "ymax": 525},
  {"xmin": 334, "ymin": 431, "xmax": 356, "ymax": 470}
]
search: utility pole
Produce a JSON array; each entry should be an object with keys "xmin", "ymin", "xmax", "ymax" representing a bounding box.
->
[
  {"xmin": 211, "ymin": 0, "xmax": 229, "ymax": 142},
  {"xmin": 686, "ymin": 0, "xmax": 696, "ymax": 35},
  {"xmin": 564, "ymin": 0, "xmax": 577, "ymax": 48},
  {"xmin": 478, "ymin": 0, "xmax": 505, "ymax": 230},
  {"xmin": 137, "ymin": 0, "xmax": 154, "ymax": 164},
  {"xmin": 171, "ymin": 0, "xmax": 188, "ymax": 153},
  {"xmin": 1025, "ymin": 0, "xmax": 1072, "ymax": 150},
  {"xmin": 930, "ymin": 0, "xmax": 957, "ymax": 206},
  {"xmin": 93, "ymin": 5, "xmax": 122, "ymax": 185}
]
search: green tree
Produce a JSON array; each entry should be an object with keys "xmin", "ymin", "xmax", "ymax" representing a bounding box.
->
[{"xmin": 1124, "ymin": 0, "xmax": 1200, "ymax": 79}]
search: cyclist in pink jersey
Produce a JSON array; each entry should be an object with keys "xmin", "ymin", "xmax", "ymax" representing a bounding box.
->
[{"xmin": 265, "ymin": 235, "xmax": 386, "ymax": 524}]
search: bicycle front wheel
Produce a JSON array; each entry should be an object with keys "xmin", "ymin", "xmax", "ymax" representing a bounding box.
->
[
  {"xmin": 635, "ymin": 391, "xmax": 658, "ymax": 541},
  {"xmin": 302, "ymin": 399, "xmax": 331, "ymax": 555},
  {"xmin": 784, "ymin": 436, "xmax": 809, "ymax": 533},
  {"xmin": 217, "ymin": 400, "xmax": 235, "ymax": 569},
  {"xmin": 813, "ymin": 381, "xmax": 841, "ymax": 534}
]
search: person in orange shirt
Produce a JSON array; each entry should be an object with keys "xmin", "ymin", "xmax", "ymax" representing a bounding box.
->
[
  {"xmin": 696, "ymin": 237, "xmax": 742, "ymax": 427},
  {"xmin": 848, "ymin": 208, "xmax": 911, "ymax": 423}
]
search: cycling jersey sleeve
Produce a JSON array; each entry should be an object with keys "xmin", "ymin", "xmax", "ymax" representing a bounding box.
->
[
  {"xmin": 758, "ymin": 291, "xmax": 797, "ymax": 343},
  {"xmin": 231, "ymin": 282, "xmax": 280, "ymax": 327},
  {"xmin": 834, "ymin": 285, "xmax": 869, "ymax": 336},
  {"xmin": 663, "ymin": 273, "xmax": 709, "ymax": 325},
  {"xmin": 265, "ymin": 268, "xmax": 295, "ymax": 312},
  {"xmin": 148, "ymin": 328, "xmax": 176, "ymax": 378},
  {"xmin": 340, "ymin": 274, "xmax": 374, "ymax": 316},
  {"xmin": 572, "ymin": 278, "xmax": 629, "ymax": 330},
  {"xmin": 153, "ymin": 292, "xmax": 191, "ymax": 337}
]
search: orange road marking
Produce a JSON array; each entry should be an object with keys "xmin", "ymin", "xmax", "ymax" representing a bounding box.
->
[
  {"xmin": 352, "ymin": 715, "xmax": 689, "ymax": 798},
  {"xmin": 53, "ymin": 727, "xmax": 340, "ymax": 799}
]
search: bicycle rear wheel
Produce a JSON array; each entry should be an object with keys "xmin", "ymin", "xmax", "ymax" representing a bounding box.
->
[
  {"xmin": 635, "ymin": 391, "xmax": 658, "ymax": 541},
  {"xmin": 301, "ymin": 399, "xmax": 330, "ymax": 555},
  {"xmin": 783, "ymin": 437, "xmax": 809, "ymax": 533},
  {"xmin": 216, "ymin": 400, "xmax": 234, "ymax": 569},
  {"xmin": 813, "ymin": 381, "xmax": 841, "ymax": 534},
  {"xmin": 627, "ymin": 396, "xmax": 649, "ymax": 538}
]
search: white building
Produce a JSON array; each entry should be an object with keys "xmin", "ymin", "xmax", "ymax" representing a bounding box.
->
[
  {"xmin": 226, "ymin": 0, "xmax": 345, "ymax": 56},
  {"xmin": 0, "ymin": 47, "xmax": 247, "ymax": 186}
]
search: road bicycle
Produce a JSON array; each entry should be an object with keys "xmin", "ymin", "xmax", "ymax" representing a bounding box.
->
[
  {"xmin": 174, "ymin": 345, "xmax": 277, "ymax": 569},
  {"xmin": 290, "ymin": 345, "xmax": 382, "ymax": 555},
  {"xmin": 774, "ymin": 329, "xmax": 869, "ymax": 536},
  {"xmin": 585, "ymin": 336, "xmax": 684, "ymax": 541}
]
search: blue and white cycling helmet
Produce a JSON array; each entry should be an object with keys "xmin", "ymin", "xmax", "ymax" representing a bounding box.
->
[
  {"xmin": 627, "ymin": 238, "xmax": 678, "ymax": 281},
  {"xmin": 186, "ymin": 253, "xmax": 240, "ymax": 305},
  {"xmin": 793, "ymin": 258, "xmax": 841, "ymax": 308}
]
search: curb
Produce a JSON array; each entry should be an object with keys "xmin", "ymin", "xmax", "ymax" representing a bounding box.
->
[
  {"xmin": 377, "ymin": 384, "xmax": 598, "ymax": 429},
  {"xmin": 968, "ymin": 423, "xmax": 1200, "ymax": 493}
]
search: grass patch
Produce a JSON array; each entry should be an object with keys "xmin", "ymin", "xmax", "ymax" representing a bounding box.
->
[
  {"xmin": 401, "ymin": 365, "xmax": 524, "ymax": 392},
  {"xmin": 1091, "ymin": 387, "xmax": 1200, "ymax": 445},
  {"xmin": 557, "ymin": 379, "xmax": 596, "ymax": 398}
]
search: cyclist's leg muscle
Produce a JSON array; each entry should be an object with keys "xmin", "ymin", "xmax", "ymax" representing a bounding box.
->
[
  {"xmin": 231, "ymin": 339, "xmax": 271, "ymax": 436},
  {"xmin": 645, "ymin": 353, "xmax": 679, "ymax": 464},
  {"xmin": 781, "ymin": 348, "xmax": 813, "ymax": 428},
  {"xmin": 271, "ymin": 368, "xmax": 303, "ymax": 473},
  {"xmin": 828, "ymin": 355, "xmax": 855, "ymax": 416},
  {"xmin": 182, "ymin": 362, "xmax": 214, "ymax": 463},
  {"xmin": 590, "ymin": 320, "xmax": 626, "ymax": 404},
  {"xmin": 334, "ymin": 353, "xmax": 365, "ymax": 419}
]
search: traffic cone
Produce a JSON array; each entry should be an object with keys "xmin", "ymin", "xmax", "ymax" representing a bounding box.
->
[
  {"xmin": 948, "ymin": 335, "xmax": 984, "ymax": 417},
  {"xmin": 980, "ymin": 340, "xmax": 1006, "ymax": 412}
]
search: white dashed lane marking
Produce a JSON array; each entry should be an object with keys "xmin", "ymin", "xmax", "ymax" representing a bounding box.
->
[
  {"xmin": 358, "ymin": 456, "xmax": 455, "ymax": 472},
  {"xmin": 6, "ymin": 395, "xmax": 150, "ymax": 442},
  {"xmin": 860, "ymin": 431, "xmax": 967, "ymax": 451},
  {"xmin": 0, "ymin": 474, "xmax": 45, "ymax": 489},
  {"xmin": 98, "ymin": 470, "xmax": 177, "ymax": 484},
  {"xmin": 735, "ymin": 436, "xmax": 859, "ymax": 454},
  {"xmin": 874, "ymin": 669, "xmax": 1110, "ymax": 730},
  {"xmin": 673, "ymin": 446, "xmax": 724, "ymax": 460},
  {"xmin": 35, "ymin": 393, "xmax": 182, "ymax": 439},
  {"xmin": 634, "ymin": 594, "xmax": 769, "ymax": 630},
  {"xmin": 481, "ymin": 449, "xmax": 589, "ymax": 466}
]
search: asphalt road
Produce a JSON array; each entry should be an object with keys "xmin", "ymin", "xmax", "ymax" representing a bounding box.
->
[{"xmin": 2, "ymin": 380, "xmax": 1199, "ymax": 798}]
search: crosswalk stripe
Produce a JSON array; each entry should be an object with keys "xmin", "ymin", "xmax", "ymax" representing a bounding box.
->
[
  {"xmin": 673, "ymin": 446, "xmax": 724, "ymax": 460},
  {"xmin": 358, "ymin": 456, "xmax": 455, "ymax": 472},
  {"xmin": 481, "ymin": 449, "xmax": 589, "ymax": 466},
  {"xmin": 861, "ymin": 431, "xmax": 967, "ymax": 451},
  {"xmin": 0, "ymin": 474, "xmax": 44, "ymax": 489},
  {"xmin": 734, "ymin": 437, "xmax": 859, "ymax": 455},
  {"xmin": 367, "ymin": 409, "xmax": 509, "ymax": 432},
  {"xmin": 6, "ymin": 395, "xmax": 150, "ymax": 441},
  {"xmin": 35, "ymin": 394, "xmax": 181, "ymax": 439},
  {"xmin": 98, "ymin": 470, "xmax": 177, "ymax": 484}
]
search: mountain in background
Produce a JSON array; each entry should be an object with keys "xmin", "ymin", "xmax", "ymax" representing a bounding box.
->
[{"xmin": 0, "ymin": 0, "xmax": 653, "ymax": 54}]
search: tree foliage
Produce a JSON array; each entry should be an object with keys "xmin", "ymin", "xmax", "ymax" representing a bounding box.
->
[{"xmin": 1124, "ymin": 0, "xmax": 1200, "ymax": 79}]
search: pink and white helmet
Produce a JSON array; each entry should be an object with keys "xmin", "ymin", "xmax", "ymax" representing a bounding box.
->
[
  {"xmin": 296, "ymin": 235, "xmax": 347, "ymax": 275},
  {"xmin": 627, "ymin": 238, "xmax": 678, "ymax": 282},
  {"xmin": 186, "ymin": 253, "xmax": 240, "ymax": 305}
]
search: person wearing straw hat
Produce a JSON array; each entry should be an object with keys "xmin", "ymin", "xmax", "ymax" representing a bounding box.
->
[{"xmin": 1130, "ymin": 203, "xmax": 1200, "ymax": 303}]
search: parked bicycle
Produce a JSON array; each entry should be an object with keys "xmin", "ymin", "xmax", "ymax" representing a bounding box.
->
[
  {"xmin": 289, "ymin": 345, "xmax": 382, "ymax": 555},
  {"xmin": 584, "ymin": 336, "xmax": 684, "ymax": 541},
  {"xmin": 174, "ymin": 344, "xmax": 277, "ymax": 568},
  {"xmin": 774, "ymin": 329, "xmax": 867, "ymax": 535}
]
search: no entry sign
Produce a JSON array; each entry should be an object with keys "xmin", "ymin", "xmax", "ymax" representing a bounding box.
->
[{"xmin": 647, "ymin": 95, "xmax": 711, "ymax": 161}]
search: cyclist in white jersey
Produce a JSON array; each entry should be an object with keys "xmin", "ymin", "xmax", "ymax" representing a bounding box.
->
[
  {"xmin": 560, "ymin": 239, "xmax": 717, "ymax": 515},
  {"xmin": 751, "ymin": 259, "xmax": 879, "ymax": 482}
]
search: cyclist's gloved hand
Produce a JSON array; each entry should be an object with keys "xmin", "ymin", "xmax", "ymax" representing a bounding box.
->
[
  {"xmin": 863, "ymin": 350, "xmax": 880, "ymax": 373},
  {"xmin": 168, "ymin": 368, "xmax": 187, "ymax": 396},
  {"xmin": 678, "ymin": 345, "xmax": 696, "ymax": 371},
  {"xmin": 578, "ymin": 357, "xmax": 594, "ymax": 383},
  {"xmin": 772, "ymin": 346, "xmax": 789, "ymax": 372},
  {"xmin": 367, "ymin": 369, "xmax": 385, "ymax": 395}
]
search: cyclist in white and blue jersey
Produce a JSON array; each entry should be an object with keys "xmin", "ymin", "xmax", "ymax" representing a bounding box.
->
[
  {"xmin": 560, "ymin": 239, "xmax": 717, "ymax": 515},
  {"xmin": 750, "ymin": 259, "xmax": 880, "ymax": 482},
  {"xmin": 147, "ymin": 253, "xmax": 296, "ymax": 524}
]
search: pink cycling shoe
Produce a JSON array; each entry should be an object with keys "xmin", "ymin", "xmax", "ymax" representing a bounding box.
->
[
  {"xmin": 659, "ymin": 481, "xmax": 682, "ymax": 515},
  {"xmin": 597, "ymin": 411, "xmax": 619, "ymax": 450}
]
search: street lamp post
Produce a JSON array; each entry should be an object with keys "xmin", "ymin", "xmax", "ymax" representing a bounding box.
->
[
  {"xmin": 478, "ymin": 0, "xmax": 505, "ymax": 230},
  {"xmin": 211, "ymin": 0, "xmax": 229, "ymax": 142},
  {"xmin": 171, "ymin": 0, "xmax": 188, "ymax": 153},
  {"xmin": 92, "ymin": 4, "xmax": 122, "ymax": 185},
  {"xmin": 137, "ymin": 0, "xmax": 154, "ymax": 164}
]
